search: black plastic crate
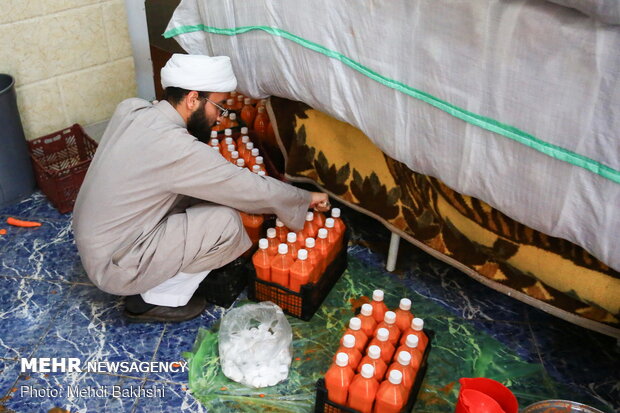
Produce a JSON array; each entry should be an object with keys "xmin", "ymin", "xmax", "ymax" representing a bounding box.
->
[
  {"xmin": 248, "ymin": 230, "xmax": 349, "ymax": 321},
  {"xmin": 314, "ymin": 330, "xmax": 434, "ymax": 413},
  {"xmin": 198, "ymin": 256, "xmax": 252, "ymax": 307}
]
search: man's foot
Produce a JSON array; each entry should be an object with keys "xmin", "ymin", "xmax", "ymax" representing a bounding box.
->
[{"xmin": 123, "ymin": 295, "xmax": 207, "ymax": 323}]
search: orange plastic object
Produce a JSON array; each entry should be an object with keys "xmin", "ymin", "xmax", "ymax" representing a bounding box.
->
[{"xmin": 7, "ymin": 217, "xmax": 41, "ymax": 227}]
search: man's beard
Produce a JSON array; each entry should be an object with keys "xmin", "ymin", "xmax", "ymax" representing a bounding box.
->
[{"xmin": 186, "ymin": 100, "xmax": 216, "ymax": 142}]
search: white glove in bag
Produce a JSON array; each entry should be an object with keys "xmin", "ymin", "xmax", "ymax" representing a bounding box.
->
[{"xmin": 218, "ymin": 302, "xmax": 292, "ymax": 388}]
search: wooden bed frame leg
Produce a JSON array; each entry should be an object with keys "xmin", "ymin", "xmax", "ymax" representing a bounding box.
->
[{"xmin": 386, "ymin": 232, "xmax": 400, "ymax": 272}]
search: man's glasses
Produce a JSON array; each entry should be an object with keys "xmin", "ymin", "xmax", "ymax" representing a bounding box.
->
[{"xmin": 204, "ymin": 98, "xmax": 229, "ymax": 117}]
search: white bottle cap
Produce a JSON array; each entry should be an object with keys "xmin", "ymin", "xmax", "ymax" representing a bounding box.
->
[
  {"xmin": 266, "ymin": 228, "xmax": 276, "ymax": 239},
  {"xmin": 306, "ymin": 211, "xmax": 314, "ymax": 221},
  {"xmin": 210, "ymin": 138, "xmax": 219, "ymax": 146},
  {"xmin": 211, "ymin": 146, "xmax": 220, "ymax": 152},
  {"xmin": 325, "ymin": 218, "xmax": 335, "ymax": 228},
  {"xmin": 388, "ymin": 369, "xmax": 403, "ymax": 385},
  {"xmin": 229, "ymin": 113, "xmax": 237, "ymax": 120},
  {"xmin": 258, "ymin": 239, "xmax": 268, "ymax": 250},
  {"xmin": 227, "ymin": 144, "xmax": 235, "ymax": 153},
  {"xmin": 373, "ymin": 290, "xmax": 384, "ymax": 302},
  {"xmin": 251, "ymin": 148, "xmax": 260, "ymax": 157},
  {"xmin": 342, "ymin": 334, "xmax": 356, "ymax": 349},
  {"xmin": 276, "ymin": 219, "xmax": 284, "ymax": 228},
  {"xmin": 237, "ymin": 94, "xmax": 244, "ymax": 101},
  {"xmin": 384, "ymin": 311, "xmax": 396, "ymax": 324},
  {"xmin": 241, "ymin": 127, "xmax": 249, "ymax": 135},
  {"xmin": 244, "ymin": 97, "xmax": 252, "ymax": 105},
  {"xmin": 318, "ymin": 228, "xmax": 328, "ymax": 239},
  {"xmin": 335, "ymin": 352, "xmax": 349, "ymax": 367},
  {"xmin": 231, "ymin": 151, "xmax": 239, "ymax": 160},
  {"xmin": 226, "ymin": 98, "xmax": 234, "ymax": 105},
  {"xmin": 367, "ymin": 345, "xmax": 381, "ymax": 360},
  {"xmin": 376, "ymin": 328, "xmax": 389, "ymax": 342},
  {"xmin": 257, "ymin": 105, "xmax": 265, "ymax": 112},
  {"xmin": 305, "ymin": 237, "xmax": 315, "ymax": 248},
  {"xmin": 405, "ymin": 334, "xmax": 419, "ymax": 348},
  {"xmin": 241, "ymin": 135, "xmax": 250, "ymax": 144},
  {"xmin": 397, "ymin": 351, "xmax": 412, "ymax": 366},
  {"xmin": 277, "ymin": 244, "xmax": 288, "ymax": 255},
  {"xmin": 225, "ymin": 128, "xmax": 232, "ymax": 136},
  {"xmin": 255, "ymin": 156, "xmax": 264, "ymax": 165},
  {"xmin": 360, "ymin": 364, "xmax": 375, "ymax": 379},
  {"xmin": 230, "ymin": 91, "xmax": 237, "ymax": 96},
  {"xmin": 399, "ymin": 298, "xmax": 412, "ymax": 311},
  {"xmin": 360, "ymin": 303, "xmax": 373, "ymax": 316},
  {"xmin": 225, "ymin": 137, "xmax": 234, "ymax": 144},
  {"xmin": 236, "ymin": 159, "xmax": 245, "ymax": 167},
  {"xmin": 287, "ymin": 232, "xmax": 297, "ymax": 243},
  {"xmin": 258, "ymin": 170, "xmax": 266, "ymax": 177},
  {"xmin": 252, "ymin": 165, "xmax": 261, "ymax": 173},
  {"xmin": 246, "ymin": 142, "xmax": 254, "ymax": 150},
  {"xmin": 412, "ymin": 318, "xmax": 424, "ymax": 331},
  {"xmin": 297, "ymin": 249, "xmax": 308, "ymax": 260},
  {"xmin": 331, "ymin": 208, "xmax": 341, "ymax": 218},
  {"xmin": 349, "ymin": 317, "xmax": 361, "ymax": 331},
  {"xmin": 210, "ymin": 130, "xmax": 218, "ymax": 138}
]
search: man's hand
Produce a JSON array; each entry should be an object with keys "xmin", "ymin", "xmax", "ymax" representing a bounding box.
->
[{"xmin": 309, "ymin": 192, "xmax": 330, "ymax": 212}]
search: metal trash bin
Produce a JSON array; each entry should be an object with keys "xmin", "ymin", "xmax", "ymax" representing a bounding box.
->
[{"xmin": 0, "ymin": 74, "xmax": 35, "ymax": 208}]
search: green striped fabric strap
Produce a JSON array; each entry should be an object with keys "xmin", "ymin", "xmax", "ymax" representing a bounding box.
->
[{"xmin": 164, "ymin": 24, "xmax": 620, "ymax": 184}]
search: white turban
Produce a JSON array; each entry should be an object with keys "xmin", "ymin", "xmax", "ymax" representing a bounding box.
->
[{"xmin": 160, "ymin": 54, "xmax": 237, "ymax": 92}]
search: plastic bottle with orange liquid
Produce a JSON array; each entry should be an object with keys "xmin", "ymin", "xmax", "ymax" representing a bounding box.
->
[
  {"xmin": 303, "ymin": 212, "xmax": 319, "ymax": 239},
  {"xmin": 374, "ymin": 370, "xmax": 407, "ymax": 413},
  {"xmin": 334, "ymin": 334, "xmax": 362, "ymax": 370},
  {"xmin": 375, "ymin": 311, "xmax": 400, "ymax": 346},
  {"xmin": 241, "ymin": 97, "xmax": 257, "ymax": 126},
  {"xmin": 386, "ymin": 351, "xmax": 415, "ymax": 392},
  {"xmin": 400, "ymin": 318, "xmax": 428, "ymax": 352},
  {"xmin": 228, "ymin": 112, "xmax": 239, "ymax": 129},
  {"xmin": 313, "ymin": 210, "xmax": 326, "ymax": 228},
  {"xmin": 394, "ymin": 334, "xmax": 424, "ymax": 372},
  {"xmin": 325, "ymin": 352, "xmax": 354, "ymax": 405},
  {"xmin": 394, "ymin": 298, "xmax": 414, "ymax": 332},
  {"xmin": 242, "ymin": 141, "xmax": 254, "ymax": 161},
  {"xmin": 225, "ymin": 98, "xmax": 235, "ymax": 110},
  {"xmin": 330, "ymin": 208, "xmax": 346, "ymax": 238},
  {"xmin": 304, "ymin": 237, "xmax": 323, "ymax": 281},
  {"xmin": 356, "ymin": 345, "xmax": 387, "ymax": 381},
  {"xmin": 324, "ymin": 218, "xmax": 341, "ymax": 261},
  {"xmin": 265, "ymin": 228, "xmax": 279, "ymax": 256},
  {"xmin": 315, "ymin": 228, "xmax": 332, "ymax": 266},
  {"xmin": 253, "ymin": 239, "xmax": 272, "ymax": 282},
  {"xmin": 254, "ymin": 106, "xmax": 269, "ymax": 138},
  {"xmin": 340, "ymin": 317, "xmax": 367, "ymax": 352},
  {"xmin": 241, "ymin": 210, "xmax": 263, "ymax": 242},
  {"xmin": 286, "ymin": 233, "xmax": 299, "ymax": 259},
  {"xmin": 367, "ymin": 328, "xmax": 395, "ymax": 363},
  {"xmin": 347, "ymin": 364, "xmax": 379, "ymax": 413},
  {"xmin": 289, "ymin": 249, "xmax": 314, "ymax": 292},
  {"xmin": 237, "ymin": 135, "xmax": 250, "ymax": 157},
  {"xmin": 275, "ymin": 219, "xmax": 288, "ymax": 242},
  {"xmin": 358, "ymin": 303, "xmax": 378, "ymax": 337},
  {"xmin": 370, "ymin": 290, "xmax": 388, "ymax": 323},
  {"xmin": 270, "ymin": 244, "xmax": 293, "ymax": 288}
]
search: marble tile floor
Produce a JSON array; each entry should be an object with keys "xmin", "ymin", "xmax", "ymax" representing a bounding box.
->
[{"xmin": 0, "ymin": 191, "xmax": 618, "ymax": 413}]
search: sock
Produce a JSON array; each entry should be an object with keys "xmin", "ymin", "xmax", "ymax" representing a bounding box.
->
[{"xmin": 125, "ymin": 294, "xmax": 157, "ymax": 314}]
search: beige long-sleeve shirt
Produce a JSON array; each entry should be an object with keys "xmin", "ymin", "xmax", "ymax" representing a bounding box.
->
[{"xmin": 73, "ymin": 98, "xmax": 311, "ymax": 295}]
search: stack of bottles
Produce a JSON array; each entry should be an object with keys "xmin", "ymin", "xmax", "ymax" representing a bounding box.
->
[
  {"xmin": 323, "ymin": 290, "xmax": 429, "ymax": 413},
  {"xmin": 207, "ymin": 127, "xmax": 268, "ymax": 176},
  {"xmin": 212, "ymin": 91, "xmax": 273, "ymax": 141},
  {"xmin": 252, "ymin": 208, "xmax": 347, "ymax": 292}
]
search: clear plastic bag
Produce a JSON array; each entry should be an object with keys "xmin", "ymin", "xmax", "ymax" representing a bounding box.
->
[{"xmin": 218, "ymin": 301, "xmax": 293, "ymax": 388}]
